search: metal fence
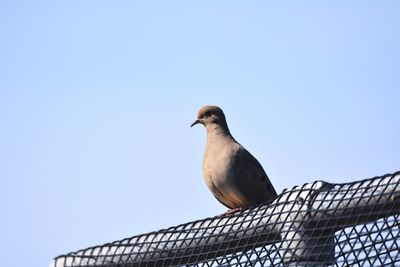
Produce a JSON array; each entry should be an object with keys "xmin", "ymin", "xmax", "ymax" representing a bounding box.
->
[{"xmin": 50, "ymin": 171, "xmax": 400, "ymax": 267}]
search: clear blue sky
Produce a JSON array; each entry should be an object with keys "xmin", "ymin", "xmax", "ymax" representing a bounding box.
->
[{"xmin": 1, "ymin": 1, "xmax": 399, "ymax": 266}]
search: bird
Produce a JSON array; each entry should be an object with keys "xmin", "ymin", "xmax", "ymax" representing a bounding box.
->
[{"xmin": 191, "ymin": 105, "xmax": 277, "ymax": 214}]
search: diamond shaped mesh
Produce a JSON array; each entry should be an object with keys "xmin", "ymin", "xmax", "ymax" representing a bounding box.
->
[{"xmin": 51, "ymin": 171, "xmax": 400, "ymax": 267}]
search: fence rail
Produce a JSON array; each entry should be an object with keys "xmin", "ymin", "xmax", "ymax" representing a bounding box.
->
[{"xmin": 50, "ymin": 171, "xmax": 400, "ymax": 267}]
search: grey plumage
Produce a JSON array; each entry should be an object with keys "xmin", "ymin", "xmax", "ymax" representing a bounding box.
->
[{"xmin": 191, "ymin": 105, "xmax": 277, "ymax": 209}]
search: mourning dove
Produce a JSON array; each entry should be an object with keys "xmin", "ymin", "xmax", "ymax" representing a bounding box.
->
[{"xmin": 191, "ymin": 105, "xmax": 277, "ymax": 212}]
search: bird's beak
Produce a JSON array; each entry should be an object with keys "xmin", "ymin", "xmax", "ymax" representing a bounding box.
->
[{"xmin": 190, "ymin": 119, "xmax": 201, "ymax": 127}]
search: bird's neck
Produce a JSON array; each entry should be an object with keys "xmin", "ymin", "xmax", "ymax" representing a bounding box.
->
[{"xmin": 205, "ymin": 123, "xmax": 233, "ymax": 140}]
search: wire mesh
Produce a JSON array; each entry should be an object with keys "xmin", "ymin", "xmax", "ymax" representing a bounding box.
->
[{"xmin": 51, "ymin": 171, "xmax": 400, "ymax": 267}]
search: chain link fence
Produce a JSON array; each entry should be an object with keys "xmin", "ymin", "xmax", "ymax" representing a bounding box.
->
[{"xmin": 50, "ymin": 171, "xmax": 400, "ymax": 267}]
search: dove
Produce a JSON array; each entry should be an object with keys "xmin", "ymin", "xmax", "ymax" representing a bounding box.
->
[{"xmin": 191, "ymin": 105, "xmax": 277, "ymax": 214}]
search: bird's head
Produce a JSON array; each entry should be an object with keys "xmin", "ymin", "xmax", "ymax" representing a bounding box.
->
[{"xmin": 190, "ymin": 105, "xmax": 227, "ymax": 128}]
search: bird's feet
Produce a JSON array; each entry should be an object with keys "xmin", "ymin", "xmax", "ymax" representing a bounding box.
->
[{"xmin": 220, "ymin": 207, "xmax": 243, "ymax": 217}]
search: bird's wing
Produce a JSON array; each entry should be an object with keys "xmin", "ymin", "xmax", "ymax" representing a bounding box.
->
[{"xmin": 233, "ymin": 145, "xmax": 278, "ymax": 203}]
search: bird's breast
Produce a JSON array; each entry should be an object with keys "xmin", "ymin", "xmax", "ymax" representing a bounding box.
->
[{"xmin": 202, "ymin": 139, "xmax": 238, "ymax": 192}]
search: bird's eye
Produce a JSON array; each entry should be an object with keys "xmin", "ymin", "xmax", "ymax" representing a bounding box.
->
[{"xmin": 205, "ymin": 111, "xmax": 211, "ymax": 117}]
